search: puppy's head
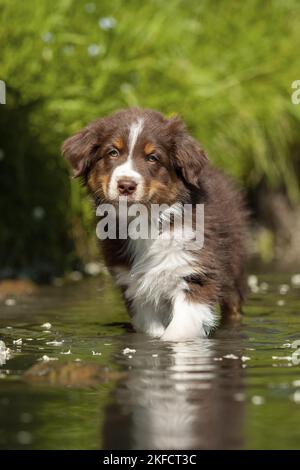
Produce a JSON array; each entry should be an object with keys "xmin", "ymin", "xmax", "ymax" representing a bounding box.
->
[{"xmin": 62, "ymin": 108, "xmax": 208, "ymax": 205}]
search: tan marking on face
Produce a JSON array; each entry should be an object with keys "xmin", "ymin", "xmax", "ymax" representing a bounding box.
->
[
  {"xmin": 88, "ymin": 172, "xmax": 109, "ymax": 198},
  {"xmin": 99, "ymin": 174, "xmax": 110, "ymax": 197},
  {"xmin": 148, "ymin": 180, "xmax": 178, "ymax": 202},
  {"xmin": 113, "ymin": 136, "xmax": 124, "ymax": 151},
  {"xmin": 88, "ymin": 171, "xmax": 98, "ymax": 192},
  {"xmin": 144, "ymin": 142, "xmax": 155, "ymax": 155}
]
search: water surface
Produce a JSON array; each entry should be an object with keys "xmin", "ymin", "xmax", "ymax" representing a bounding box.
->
[{"xmin": 0, "ymin": 273, "xmax": 300, "ymax": 449}]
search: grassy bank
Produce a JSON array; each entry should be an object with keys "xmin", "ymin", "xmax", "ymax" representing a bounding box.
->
[{"xmin": 1, "ymin": 0, "xmax": 300, "ymax": 278}]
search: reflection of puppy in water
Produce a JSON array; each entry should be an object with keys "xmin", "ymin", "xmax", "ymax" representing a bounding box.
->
[
  {"xmin": 103, "ymin": 338, "xmax": 245, "ymax": 450},
  {"xmin": 63, "ymin": 108, "xmax": 247, "ymax": 340}
]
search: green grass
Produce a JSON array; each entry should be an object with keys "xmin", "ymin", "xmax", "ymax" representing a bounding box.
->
[{"xmin": 0, "ymin": 0, "xmax": 300, "ymax": 276}]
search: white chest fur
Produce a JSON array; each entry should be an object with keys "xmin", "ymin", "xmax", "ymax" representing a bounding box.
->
[{"xmin": 111, "ymin": 233, "xmax": 217, "ymax": 340}]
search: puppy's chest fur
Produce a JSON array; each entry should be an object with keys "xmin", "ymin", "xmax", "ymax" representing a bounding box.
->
[{"xmin": 109, "ymin": 235, "xmax": 199, "ymax": 337}]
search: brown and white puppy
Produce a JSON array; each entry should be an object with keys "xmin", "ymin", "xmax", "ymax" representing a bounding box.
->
[{"xmin": 62, "ymin": 108, "xmax": 247, "ymax": 341}]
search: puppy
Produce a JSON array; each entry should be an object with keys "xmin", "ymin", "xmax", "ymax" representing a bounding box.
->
[{"xmin": 62, "ymin": 108, "xmax": 247, "ymax": 340}]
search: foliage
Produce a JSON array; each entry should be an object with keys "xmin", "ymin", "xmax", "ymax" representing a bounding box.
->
[{"xmin": 1, "ymin": 0, "xmax": 300, "ymax": 276}]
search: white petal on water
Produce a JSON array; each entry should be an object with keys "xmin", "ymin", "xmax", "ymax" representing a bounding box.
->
[
  {"xmin": 92, "ymin": 351, "xmax": 102, "ymax": 356},
  {"xmin": 248, "ymin": 275, "xmax": 258, "ymax": 289},
  {"xmin": 277, "ymin": 300, "xmax": 285, "ymax": 307},
  {"xmin": 60, "ymin": 350, "xmax": 71, "ymax": 355},
  {"xmin": 291, "ymin": 274, "xmax": 300, "ymax": 287},
  {"xmin": 279, "ymin": 284, "xmax": 290, "ymax": 295},
  {"xmin": 13, "ymin": 338, "xmax": 22, "ymax": 345},
  {"xmin": 5, "ymin": 298, "xmax": 16, "ymax": 306},
  {"xmin": 122, "ymin": 348, "xmax": 136, "ymax": 355},
  {"xmin": 39, "ymin": 355, "xmax": 58, "ymax": 362},
  {"xmin": 293, "ymin": 380, "xmax": 300, "ymax": 387},
  {"xmin": 85, "ymin": 261, "xmax": 103, "ymax": 275},
  {"xmin": 272, "ymin": 355, "xmax": 293, "ymax": 360},
  {"xmin": 223, "ymin": 354, "xmax": 239, "ymax": 360},
  {"xmin": 46, "ymin": 340, "xmax": 64, "ymax": 346},
  {"xmin": 152, "ymin": 354, "xmax": 158, "ymax": 358},
  {"xmin": 292, "ymin": 390, "xmax": 300, "ymax": 403},
  {"xmin": 252, "ymin": 395, "xmax": 265, "ymax": 405},
  {"xmin": 41, "ymin": 322, "xmax": 52, "ymax": 329},
  {"xmin": 241, "ymin": 356, "xmax": 251, "ymax": 361}
]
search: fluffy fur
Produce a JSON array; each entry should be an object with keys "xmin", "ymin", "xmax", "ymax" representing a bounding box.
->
[{"xmin": 62, "ymin": 108, "xmax": 247, "ymax": 341}]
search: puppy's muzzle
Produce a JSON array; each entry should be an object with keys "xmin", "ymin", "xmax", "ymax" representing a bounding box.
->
[{"xmin": 117, "ymin": 178, "xmax": 138, "ymax": 196}]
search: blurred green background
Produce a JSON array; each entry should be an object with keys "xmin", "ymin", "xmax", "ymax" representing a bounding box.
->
[{"xmin": 0, "ymin": 0, "xmax": 300, "ymax": 281}]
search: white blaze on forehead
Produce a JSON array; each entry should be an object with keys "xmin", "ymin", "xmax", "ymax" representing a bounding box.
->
[
  {"xmin": 128, "ymin": 118, "xmax": 144, "ymax": 159},
  {"xmin": 108, "ymin": 118, "xmax": 144, "ymax": 200}
]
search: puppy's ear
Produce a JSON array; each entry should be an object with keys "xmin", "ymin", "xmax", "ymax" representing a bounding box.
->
[
  {"xmin": 168, "ymin": 116, "xmax": 208, "ymax": 188},
  {"xmin": 61, "ymin": 120, "xmax": 103, "ymax": 178}
]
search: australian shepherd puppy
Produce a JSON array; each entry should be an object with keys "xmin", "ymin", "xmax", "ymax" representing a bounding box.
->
[{"xmin": 62, "ymin": 108, "xmax": 247, "ymax": 341}]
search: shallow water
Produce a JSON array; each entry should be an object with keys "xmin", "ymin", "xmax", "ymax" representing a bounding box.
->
[{"xmin": 0, "ymin": 273, "xmax": 300, "ymax": 450}]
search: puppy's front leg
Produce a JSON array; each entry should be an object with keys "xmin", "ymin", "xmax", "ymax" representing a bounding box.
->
[{"xmin": 161, "ymin": 292, "xmax": 218, "ymax": 341}]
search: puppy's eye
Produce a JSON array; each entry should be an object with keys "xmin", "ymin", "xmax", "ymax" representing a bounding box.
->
[
  {"xmin": 146, "ymin": 153, "xmax": 158, "ymax": 163},
  {"xmin": 108, "ymin": 148, "xmax": 119, "ymax": 158}
]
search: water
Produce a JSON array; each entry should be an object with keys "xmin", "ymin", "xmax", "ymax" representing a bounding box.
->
[{"xmin": 0, "ymin": 273, "xmax": 300, "ymax": 449}]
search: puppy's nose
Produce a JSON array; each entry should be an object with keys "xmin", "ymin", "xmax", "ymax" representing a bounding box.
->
[{"xmin": 117, "ymin": 179, "xmax": 137, "ymax": 196}]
